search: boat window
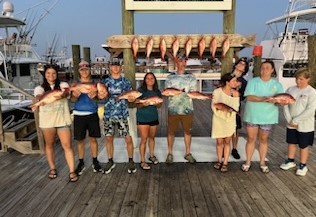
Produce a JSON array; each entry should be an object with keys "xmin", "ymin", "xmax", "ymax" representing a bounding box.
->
[
  {"xmin": 283, "ymin": 62, "xmax": 308, "ymax": 77},
  {"xmin": 20, "ymin": 64, "xmax": 31, "ymax": 76}
]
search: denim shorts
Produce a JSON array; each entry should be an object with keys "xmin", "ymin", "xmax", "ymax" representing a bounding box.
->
[{"xmin": 245, "ymin": 122, "xmax": 273, "ymax": 132}]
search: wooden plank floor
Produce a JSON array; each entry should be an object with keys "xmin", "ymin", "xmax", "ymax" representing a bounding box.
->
[{"xmin": 1, "ymin": 101, "xmax": 316, "ymax": 217}]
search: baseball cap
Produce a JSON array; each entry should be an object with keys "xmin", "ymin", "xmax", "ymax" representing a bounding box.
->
[
  {"xmin": 109, "ymin": 58, "xmax": 121, "ymax": 66},
  {"xmin": 79, "ymin": 60, "xmax": 90, "ymax": 70}
]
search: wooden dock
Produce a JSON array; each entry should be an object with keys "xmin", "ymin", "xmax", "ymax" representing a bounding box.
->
[{"xmin": 0, "ymin": 101, "xmax": 316, "ymax": 217}]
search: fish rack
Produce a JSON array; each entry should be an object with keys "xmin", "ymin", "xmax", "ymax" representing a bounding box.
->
[{"xmin": 104, "ymin": 33, "xmax": 256, "ymax": 59}]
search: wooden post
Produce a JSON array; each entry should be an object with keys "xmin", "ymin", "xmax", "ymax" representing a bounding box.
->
[
  {"xmin": 83, "ymin": 47, "xmax": 91, "ymax": 64},
  {"xmin": 0, "ymin": 103, "xmax": 5, "ymax": 152},
  {"xmin": 253, "ymin": 56, "xmax": 262, "ymax": 77},
  {"xmin": 221, "ymin": 0, "xmax": 235, "ymax": 74},
  {"xmin": 308, "ymin": 35, "xmax": 316, "ymax": 88},
  {"xmin": 72, "ymin": 45, "xmax": 81, "ymax": 80},
  {"xmin": 122, "ymin": 0, "xmax": 137, "ymax": 148}
]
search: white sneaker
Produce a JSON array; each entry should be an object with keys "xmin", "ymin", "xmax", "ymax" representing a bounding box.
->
[
  {"xmin": 280, "ymin": 161, "xmax": 296, "ymax": 170},
  {"xmin": 296, "ymin": 166, "xmax": 308, "ymax": 176}
]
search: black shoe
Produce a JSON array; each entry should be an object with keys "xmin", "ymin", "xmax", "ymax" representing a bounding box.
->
[
  {"xmin": 92, "ymin": 161, "xmax": 103, "ymax": 173},
  {"xmin": 75, "ymin": 163, "xmax": 86, "ymax": 176},
  {"xmin": 231, "ymin": 149, "xmax": 240, "ymax": 159}
]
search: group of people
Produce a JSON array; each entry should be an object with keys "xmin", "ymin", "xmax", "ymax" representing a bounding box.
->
[{"xmin": 34, "ymin": 54, "xmax": 316, "ymax": 182}]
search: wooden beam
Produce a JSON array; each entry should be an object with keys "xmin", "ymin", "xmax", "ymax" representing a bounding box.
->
[{"xmin": 106, "ymin": 33, "xmax": 256, "ymax": 49}]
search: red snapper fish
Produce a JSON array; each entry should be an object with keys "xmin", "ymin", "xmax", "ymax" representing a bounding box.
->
[
  {"xmin": 171, "ymin": 37, "xmax": 179, "ymax": 58},
  {"xmin": 210, "ymin": 36, "xmax": 217, "ymax": 59},
  {"xmin": 221, "ymin": 37, "xmax": 230, "ymax": 58},
  {"xmin": 159, "ymin": 38, "xmax": 167, "ymax": 60},
  {"xmin": 213, "ymin": 102, "xmax": 238, "ymax": 113},
  {"xmin": 30, "ymin": 89, "xmax": 68, "ymax": 111},
  {"xmin": 116, "ymin": 90, "xmax": 142, "ymax": 101},
  {"xmin": 266, "ymin": 93, "xmax": 296, "ymax": 105},
  {"xmin": 187, "ymin": 91, "xmax": 212, "ymax": 100},
  {"xmin": 198, "ymin": 37, "xmax": 206, "ymax": 60},
  {"xmin": 146, "ymin": 37, "xmax": 154, "ymax": 60},
  {"xmin": 161, "ymin": 87, "xmax": 185, "ymax": 96},
  {"xmin": 131, "ymin": 36, "xmax": 139, "ymax": 60},
  {"xmin": 70, "ymin": 83, "xmax": 97, "ymax": 94},
  {"xmin": 135, "ymin": 96, "xmax": 163, "ymax": 105},
  {"xmin": 185, "ymin": 38, "xmax": 192, "ymax": 58},
  {"xmin": 96, "ymin": 82, "xmax": 108, "ymax": 99}
]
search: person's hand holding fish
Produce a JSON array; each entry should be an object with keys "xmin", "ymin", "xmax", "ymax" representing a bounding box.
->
[{"xmin": 97, "ymin": 83, "xmax": 108, "ymax": 99}]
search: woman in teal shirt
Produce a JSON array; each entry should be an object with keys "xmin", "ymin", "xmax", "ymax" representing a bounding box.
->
[
  {"xmin": 136, "ymin": 72, "xmax": 162, "ymax": 170},
  {"xmin": 241, "ymin": 60, "xmax": 283, "ymax": 173}
]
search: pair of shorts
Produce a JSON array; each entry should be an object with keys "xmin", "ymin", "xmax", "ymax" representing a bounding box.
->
[
  {"xmin": 104, "ymin": 118, "xmax": 130, "ymax": 137},
  {"xmin": 168, "ymin": 114, "xmax": 193, "ymax": 134},
  {"xmin": 286, "ymin": 128, "xmax": 314, "ymax": 149},
  {"xmin": 74, "ymin": 113, "xmax": 101, "ymax": 140},
  {"xmin": 245, "ymin": 122, "xmax": 273, "ymax": 132},
  {"xmin": 137, "ymin": 120, "xmax": 159, "ymax": 126}
]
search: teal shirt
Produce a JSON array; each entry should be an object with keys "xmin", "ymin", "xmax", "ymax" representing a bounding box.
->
[
  {"xmin": 165, "ymin": 72, "xmax": 197, "ymax": 115},
  {"xmin": 243, "ymin": 77, "xmax": 283, "ymax": 124},
  {"xmin": 136, "ymin": 88, "xmax": 162, "ymax": 123}
]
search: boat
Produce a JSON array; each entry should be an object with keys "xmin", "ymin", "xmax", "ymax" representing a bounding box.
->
[{"xmin": 260, "ymin": 0, "xmax": 316, "ymax": 90}]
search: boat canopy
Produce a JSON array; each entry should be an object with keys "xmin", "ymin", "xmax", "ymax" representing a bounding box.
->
[
  {"xmin": 0, "ymin": 16, "xmax": 25, "ymax": 27},
  {"xmin": 266, "ymin": 8, "xmax": 316, "ymax": 25}
]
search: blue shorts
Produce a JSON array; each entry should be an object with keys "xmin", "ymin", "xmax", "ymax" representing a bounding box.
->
[
  {"xmin": 286, "ymin": 128, "xmax": 314, "ymax": 149},
  {"xmin": 245, "ymin": 122, "xmax": 273, "ymax": 132}
]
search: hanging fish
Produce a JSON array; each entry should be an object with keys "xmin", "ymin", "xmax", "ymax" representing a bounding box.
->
[
  {"xmin": 146, "ymin": 37, "xmax": 154, "ymax": 60},
  {"xmin": 210, "ymin": 36, "xmax": 217, "ymax": 59},
  {"xmin": 185, "ymin": 37, "xmax": 192, "ymax": 58},
  {"xmin": 198, "ymin": 37, "xmax": 206, "ymax": 60},
  {"xmin": 131, "ymin": 36, "xmax": 139, "ymax": 61},
  {"xmin": 159, "ymin": 38, "xmax": 167, "ymax": 60},
  {"xmin": 222, "ymin": 37, "xmax": 230, "ymax": 58},
  {"xmin": 171, "ymin": 37, "xmax": 179, "ymax": 58}
]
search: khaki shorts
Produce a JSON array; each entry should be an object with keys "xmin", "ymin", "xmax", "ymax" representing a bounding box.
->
[{"xmin": 168, "ymin": 114, "xmax": 193, "ymax": 134}]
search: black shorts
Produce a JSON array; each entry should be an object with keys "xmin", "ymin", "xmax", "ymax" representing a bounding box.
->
[
  {"xmin": 74, "ymin": 113, "xmax": 101, "ymax": 140},
  {"xmin": 286, "ymin": 128, "xmax": 314, "ymax": 149},
  {"xmin": 137, "ymin": 120, "xmax": 159, "ymax": 126}
]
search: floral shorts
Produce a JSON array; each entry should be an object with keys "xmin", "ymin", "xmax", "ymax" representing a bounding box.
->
[{"xmin": 245, "ymin": 122, "xmax": 273, "ymax": 132}]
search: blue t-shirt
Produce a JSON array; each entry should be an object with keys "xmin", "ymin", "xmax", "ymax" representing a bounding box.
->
[
  {"xmin": 136, "ymin": 88, "xmax": 162, "ymax": 123},
  {"xmin": 73, "ymin": 80, "xmax": 98, "ymax": 114},
  {"xmin": 243, "ymin": 77, "xmax": 283, "ymax": 124},
  {"xmin": 102, "ymin": 76, "xmax": 132, "ymax": 119}
]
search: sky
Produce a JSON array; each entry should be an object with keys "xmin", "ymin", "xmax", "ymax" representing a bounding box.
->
[{"xmin": 7, "ymin": 0, "xmax": 288, "ymax": 61}]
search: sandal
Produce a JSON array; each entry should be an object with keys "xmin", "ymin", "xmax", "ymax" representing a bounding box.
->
[
  {"xmin": 221, "ymin": 164, "xmax": 228, "ymax": 172},
  {"xmin": 48, "ymin": 169, "xmax": 57, "ymax": 179},
  {"xmin": 148, "ymin": 156, "xmax": 159, "ymax": 165},
  {"xmin": 260, "ymin": 165, "xmax": 270, "ymax": 174},
  {"xmin": 213, "ymin": 162, "xmax": 222, "ymax": 170},
  {"xmin": 140, "ymin": 162, "xmax": 151, "ymax": 170},
  {"xmin": 69, "ymin": 172, "xmax": 79, "ymax": 182},
  {"xmin": 241, "ymin": 163, "xmax": 251, "ymax": 172}
]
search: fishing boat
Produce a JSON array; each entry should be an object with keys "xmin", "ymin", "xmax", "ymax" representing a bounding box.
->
[{"xmin": 260, "ymin": 0, "xmax": 316, "ymax": 90}]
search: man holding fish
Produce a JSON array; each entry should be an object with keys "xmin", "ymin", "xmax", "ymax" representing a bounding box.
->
[
  {"xmin": 163, "ymin": 53, "xmax": 197, "ymax": 164},
  {"xmin": 71, "ymin": 60, "xmax": 107, "ymax": 176},
  {"xmin": 102, "ymin": 59, "xmax": 137, "ymax": 174}
]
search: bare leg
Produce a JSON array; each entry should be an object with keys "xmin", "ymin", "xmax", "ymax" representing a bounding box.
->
[
  {"xmin": 167, "ymin": 132, "xmax": 175, "ymax": 154},
  {"xmin": 77, "ymin": 139, "xmax": 85, "ymax": 159},
  {"xmin": 216, "ymin": 138, "xmax": 224, "ymax": 162},
  {"xmin": 89, "ymin": 137, "xmax": 99, "ymax": 158},
  {"xmin": 258, "ymin": 129, "xmax": 269, "ymax": 166},
  {"xmin": 184, "ymin": 132, "xmax": 192, "ymax": 155},
  {"xmin": 42, "ymin": 128, "xmax": 57, "ymax": 170},
  {"xmin": 223, "ymin": 137, "xmax": 232, "ymax": 165},
  {"xmin": 125, "ymin": 135, "xmax": 134, "ymax": 158},
  {"xmin": 138, "ymin": 125, "xmax": 149, "ymax": 162},
  {"xmin": 287, "ymin": 144, "xmax": 297, "ymax": 159},
  {"xmin": 148, "ymin": 125, "xmax": 158, "ymax": 157},
  {"xmin": 57, "ymin": 128, "xmax": 75, "ymax": 173},
  {"xmin": 232, "ymin": 131, "xmax": 238, "ymax": 149},
  {"xmin": 245, "ymin": 126, "xmax": 259, "ymax": 165},
  {"xmin": 300, "ymin": 147, "xmax": 309, "ymax": 164},
  {"xmin": 105, "ymin": 136, "xmax": 114, "ymax": 159}
]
